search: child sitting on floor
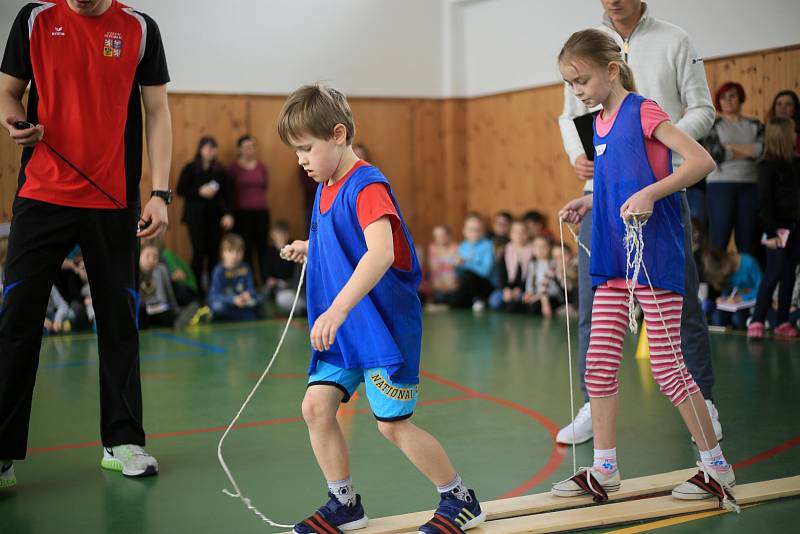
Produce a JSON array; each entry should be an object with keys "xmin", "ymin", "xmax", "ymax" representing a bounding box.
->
[
  {"xmin": 702, "ymin": 249, "xmax": 762, "ymax": 330},
  {"xmin": 208, "ymin": 233, "xmax": 262, "ymax": 322}
]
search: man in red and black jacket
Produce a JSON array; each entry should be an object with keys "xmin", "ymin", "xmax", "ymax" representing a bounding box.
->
[{"xmin": 0, "ymin": 0, "xmax": 172, "ymax": 487}]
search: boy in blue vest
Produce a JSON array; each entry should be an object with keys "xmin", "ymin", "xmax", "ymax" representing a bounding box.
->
[{"xmin": 279, "ymin": 85, "xmax": 485, "ymax": 534}]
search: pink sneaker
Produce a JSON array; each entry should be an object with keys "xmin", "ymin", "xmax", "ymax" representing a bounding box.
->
[
  {"xmin": 773, "ymin": 322, "xmax": 799, "ymax": 338},
  {"xmin": 747, "ymin": 321, "xmax": 764, "ymax": 339}
]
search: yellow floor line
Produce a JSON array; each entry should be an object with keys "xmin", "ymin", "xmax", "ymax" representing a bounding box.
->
[{"xmin": 605, "ymin": 503, "xmax": 762, "ymax": 533}]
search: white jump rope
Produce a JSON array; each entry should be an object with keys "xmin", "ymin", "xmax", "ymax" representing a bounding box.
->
[
  {"xmin": 217, "ymin": 259, "xmax": 307, "ymax": 529},
  {"xmin": 558, "ymin": 211, "xmax": 739, "ymax": 513}
]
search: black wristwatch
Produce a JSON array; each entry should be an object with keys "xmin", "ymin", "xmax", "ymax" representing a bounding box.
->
[{"xmin": 151, "ymin": 189, "xmax": 173, "ymax": 205}]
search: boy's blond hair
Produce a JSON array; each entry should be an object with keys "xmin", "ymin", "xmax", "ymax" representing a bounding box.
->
[
  {"xmin": 278, "ymin": 84, "xmax": 356, "ymax": 146},
  {"xmin": 220, "ymin": 232, "xmax": 245, "ymax": 256}
]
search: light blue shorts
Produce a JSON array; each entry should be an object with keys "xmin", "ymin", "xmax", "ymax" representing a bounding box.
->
[{"xmin": 308, "ymin": 360, "xmax": 418, "ymax": 421}]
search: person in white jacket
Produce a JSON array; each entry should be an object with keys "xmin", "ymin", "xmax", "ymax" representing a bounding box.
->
[{"xmin": 556, "ymin": 0, "xmax": 722, "ymax": 445}]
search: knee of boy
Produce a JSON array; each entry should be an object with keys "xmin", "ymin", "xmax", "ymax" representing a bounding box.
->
[
  {"xmin": 376, "ymin": 420, "xmax": 405, "ymax": 443},
  {"xmin": 301, "ymin": 393, "xmax": 336, "ymax": 425}
]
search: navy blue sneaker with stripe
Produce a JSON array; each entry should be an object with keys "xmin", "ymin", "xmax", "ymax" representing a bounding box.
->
[
  {"xmin": 293, "ymin": 492, "xmax": 369, "ymax": 534},
  {"xmin": 419, "ymin": 489, "xmax": 485, "ymax": 534}
]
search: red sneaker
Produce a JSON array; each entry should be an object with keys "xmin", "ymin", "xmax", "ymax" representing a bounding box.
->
[
  {"xmin": 774, "ymin": 322, "xmax": 799, "ymax": 338},
  {"xmin": 747, "ymin": 321, "xmax": 764, "ymax": 339}
]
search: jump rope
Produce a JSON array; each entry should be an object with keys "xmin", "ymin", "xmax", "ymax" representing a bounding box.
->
[{"xmin": 558, "ymin": 211, "xmax": 739, "ymax": 512}]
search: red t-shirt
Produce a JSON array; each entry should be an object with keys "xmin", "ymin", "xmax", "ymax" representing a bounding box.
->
[
  {"xmin": 1, "ymin": 0, "xmax": 169, "ymax": 209},
  {"xmin": 319, "ymin": 161, "xmax": 412, "ymax": 271}
]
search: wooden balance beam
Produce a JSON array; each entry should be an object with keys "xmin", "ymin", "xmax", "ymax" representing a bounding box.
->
[
  {"xmin": 471, "ymin": 475, "xmax": 800, "ymax": 533},
  {"xmin": 285, "ymin": 469, "xmax": 694, "ymax": 534},
  {"xmin": 336, "ymin": 472, "xmax": 799, "ymax": 534}
]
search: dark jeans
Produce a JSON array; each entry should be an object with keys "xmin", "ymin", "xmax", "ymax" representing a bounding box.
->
[
  {"xmin": 0, "ymin": 198, "xmax": 145, "ymax": 459},
  {"xmin": 751, "ymin": 229, "xmax": 800, "ymax": 325},
  {"xmin": 577, "ymin": 191, "xmax": 715, "ymax": 401},
  {"xmin": 707, "ymin": 182, "xmax": 760, "ymax": 255}
]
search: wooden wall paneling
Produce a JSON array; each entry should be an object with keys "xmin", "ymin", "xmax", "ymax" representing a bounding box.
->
[
  {"xmin": 141, "ymin": 93, "xmax": 250, "ymax": 262},
  {"xmin": 465, "ymin": 86, "xmax": 577, "ymax": 235},
  {"xmin": 408, "ymin": 99, "xmax": 445, "ymax": 247},
  {"xmin": 704, "ymin": 47, "xmax": 800, "ymax": 122},
  {"xmin": 348, "ymin": 99, "xmax": 416, "ymax": 232},
  {"xmin": 247, "ymin": 95, "xmax": 308, "ymax": 239},
  {"xmin": 0, "ymin": 137, "xmax": 21, "ymax": 223},
  {"xmin": 442, "ymin": 99, "xmax": 469, "ymax": 236}
]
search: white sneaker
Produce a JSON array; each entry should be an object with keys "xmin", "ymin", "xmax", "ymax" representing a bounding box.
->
[
  {"xmin": 707, "ymin": 400, "xmax": 723, "ymax": 441},
  {"xmin": 0, "ymin": 461, "xmax": 15, "ymax": 488},
  {"xmin": 551, "ymin": 467, "xmax": 621, "ymax": 498},
  {"xmin": 556, "ymin": 402, "xmax": 593, "ymax": 445},
  {"xmin": 101, "ymin": 445, "xmax": 159, "ymax": 477},
  {"xmin": 691, "ymin": 400, "xmax": 723, "ymax": 443},
  {"xmin": 472, "ymin": 300, "xmax": 486, "ymax": 312},
  {"xmin": 672, "ymin": 462, "xmax": 736, "ymax": 500}
]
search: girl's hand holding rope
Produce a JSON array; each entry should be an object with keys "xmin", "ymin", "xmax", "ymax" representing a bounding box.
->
[{"xmin": 620, "ymin": 188, "xmax": 655, "ymax": 222}]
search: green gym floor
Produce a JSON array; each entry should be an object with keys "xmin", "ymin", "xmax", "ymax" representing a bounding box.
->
[{"xmin": 0, "ymin": 312, "xmax": 798, "ymax": 534}]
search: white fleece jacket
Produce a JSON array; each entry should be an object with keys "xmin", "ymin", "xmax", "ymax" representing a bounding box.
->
[{"xmin": 558, "ymin": 2, "xmax": 715, "ymax": 193}]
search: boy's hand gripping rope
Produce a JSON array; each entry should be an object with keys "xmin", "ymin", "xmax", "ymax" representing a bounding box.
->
[{"xmin": 216, "ymin": 261, "xmax": 307, "ymax": 529}]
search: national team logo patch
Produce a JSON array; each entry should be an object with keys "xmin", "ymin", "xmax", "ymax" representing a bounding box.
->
[
  {"xmin": 369, "ymin": 372, "xmax": 416, "ymax": 401},
  {"xmin": 103, "ymin": 31, "xmax": 123, "ymax": 58}
]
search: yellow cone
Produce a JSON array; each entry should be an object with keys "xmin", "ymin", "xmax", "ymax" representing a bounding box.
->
[{"xmin": 635, "ymin": 321, "xmax": 650, "ymax": 359}]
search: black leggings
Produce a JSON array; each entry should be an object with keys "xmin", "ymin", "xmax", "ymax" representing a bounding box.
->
[
  {"xmin": 186, "ymin": 216, "xmax": 222, "ymax": 294},
  {"xmin": 751, "ymin": 229, "xmax": 800, "ymax": 325},
  {"xmin": 453, "ymin": 271, "xmax": 493, "ymax": 307},
  {"xmin": 234, "ymin": 209, "xmax": 270, "ymax": 282}
]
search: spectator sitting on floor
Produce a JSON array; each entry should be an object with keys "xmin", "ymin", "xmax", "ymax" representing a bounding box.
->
[
  {"xmin": 703, "ymin": 249, "xmax": 762, "ymax": 329},
  {"xmin": 489, "ymin": 220, "xmax": 533, "ymax": 313},
  {"xmin": 454, "ymin": 213, "xmax": 494, "ymax": 311},
  {"xmin": 208, "ymin": 233, "xmax": 262, "ymax": 322},
  {"xmin": 138, "ymin": 240, "xmax": 179, "ymax": 329}
]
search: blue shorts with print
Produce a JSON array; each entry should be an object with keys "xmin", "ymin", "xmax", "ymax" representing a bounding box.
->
[{"xmin": 308, "ymin": 360, "xmax": 418, "ymax": 421}]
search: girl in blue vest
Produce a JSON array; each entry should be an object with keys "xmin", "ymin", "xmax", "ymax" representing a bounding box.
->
[
  {"xmin": 278, "ymin": 85, "xmax": 485, "ymax": 534},
  {"xmin": 553, "ymin": 30, "xmax": 736, "ymax": 506}
]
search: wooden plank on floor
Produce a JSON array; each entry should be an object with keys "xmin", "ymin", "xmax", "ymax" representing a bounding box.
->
[
  {"xmin": 470, "ymin": 475, "xmax": 800, "ymax": 534},
  {"xmin": 350, "ymin": 468, "xmax": 696, "ymax": 534}
]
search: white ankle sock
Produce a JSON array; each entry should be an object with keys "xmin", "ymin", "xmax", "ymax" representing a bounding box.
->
[
  {"xmin": 593, "ymin": 448, "xmax": 618, "ymax": 474},
  {"xmin": 437, "ymin": 474, "xmax": 471, "ymax": 502},
  {"xmin": 328, "ymin": 477, "xmax": 356, "ymax": 506},
  {"xmin": 700, "ymin": 444, "xmax": 730, "ymax": 472}
]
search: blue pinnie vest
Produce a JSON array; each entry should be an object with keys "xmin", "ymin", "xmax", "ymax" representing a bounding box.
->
[
  {"xmin": 306, "ymin": 164, "xmax": 423, "ymax": 384},
  {"xmin": 591, "ymin": 93, "xmax": 685, "ymax": 295}
]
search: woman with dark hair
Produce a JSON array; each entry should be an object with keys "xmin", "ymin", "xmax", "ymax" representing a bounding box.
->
[
  {"xmin": 766, "ymin": 90, "xmax": 800, "ymax": 155},
  {"xmin": 702, "ymin": 82, "xmax": 764, "ymax": 255},
  {"xmin": 229, "ymin": 134, "xmax": 270, "ymax": 283},
  {"xmin": 177, "ymin": 136, "xmax": 235, "ymax": 293}
]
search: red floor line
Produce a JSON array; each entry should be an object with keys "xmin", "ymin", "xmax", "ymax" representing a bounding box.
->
[
  {"xmin": 734, "ymin": 435, "xmax": 800, "ymax": 470},
  {"xmin": 26, "ymin": 416, "xmax": 305, "ymax": 454},
  {"xmin": 25, "ymin": 396, "xmax": 470, "ymax": 455},
  {"xmin": 420, "ymin": 370, "xmax": 566, "ymax": 499}
]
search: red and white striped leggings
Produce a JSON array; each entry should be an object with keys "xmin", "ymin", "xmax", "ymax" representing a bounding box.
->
[{"xmin": 585, "ymin": 284, "xmax": 699, "ymax": 406}]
